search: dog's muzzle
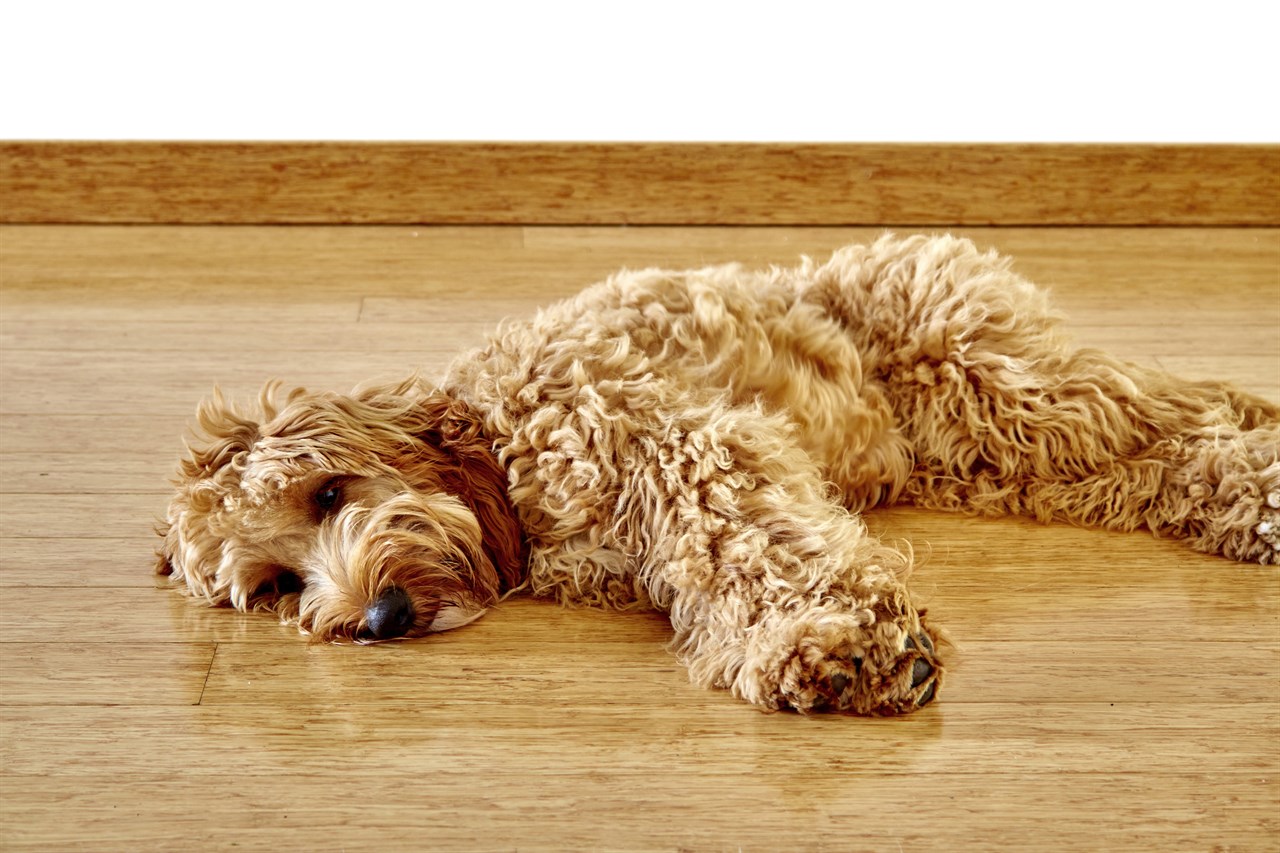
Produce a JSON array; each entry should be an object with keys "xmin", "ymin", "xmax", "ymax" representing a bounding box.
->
[{"xmin": 364, "ymin": 586, "xmax": 415, "ymax": 640}]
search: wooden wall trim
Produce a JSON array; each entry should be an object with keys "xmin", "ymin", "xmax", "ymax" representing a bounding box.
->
[{"xmin": 2, "ymin": 142, "xmax": 1276, "ymax": 226}]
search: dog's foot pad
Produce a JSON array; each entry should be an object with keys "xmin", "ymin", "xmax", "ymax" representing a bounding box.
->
[{"xmin": 912, "ymin": 657, "xmax": 932, "ymax": 689}]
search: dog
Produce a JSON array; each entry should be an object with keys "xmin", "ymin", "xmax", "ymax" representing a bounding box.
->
[{"xmin": 156, "ymin": 234, "xmax": 1280, "ymax": 715}]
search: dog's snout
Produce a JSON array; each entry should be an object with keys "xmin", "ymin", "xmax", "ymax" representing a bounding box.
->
[{"xmin": 364, "ymin": 586, "xmax": 415, "ymax": 640}]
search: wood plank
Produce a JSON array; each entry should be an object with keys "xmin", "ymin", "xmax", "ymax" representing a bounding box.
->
[
  {"xmin": 3, "ymin": 703, "xmax": 1275, "ymax": 777},
  {"xmin": 3, "ymin": 142, "xmax": 1276, "ymax": 225},
  {"xmin": 0, "ymin": 223, "xmax": 525, "ymax": 322},
  {"xmin": 0, "ymin": 493, "xmax": 169, "ymax": 538},
  {"xmin": 0, "ymin": 587, "xmax": 298, "ymax": 644},
  {"xmin": 0, "ymin": 415, "xmax": 190, "ymax": 455},
  {"xmin": 195, "ymin": 638, "xmax": 1278, "ymax": 708},
  {"xmin": 0, "ymin": 538, "xmax": 166, "ymax": 587},
  {"xmin": 0, "ymin": 643, "xmax": 213, "ymax": 706},
  {"xmin": 6, "ymin": 226, "xmax": 1276, "ymax": 308},
  {"xmin": 0, "ymin": 317, "xmax": 522, "ymax": 352},
  {"xmin": 0, "ymin": 349, "xmax": 454, "ymax": 415},
  {"xmin": 0, "ymin": 769, "xmax": 1272, "ymax": 852},
  {"xmin": 0, "ymin": 454, "xmax": 176, "ymax": 493}
]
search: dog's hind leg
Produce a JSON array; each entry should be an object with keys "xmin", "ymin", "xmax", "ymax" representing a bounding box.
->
[
  {"xmin": 896, "ymin": 355, "xmax": 1280, "ymax": 563},
  {"xmin": 805, "ymin": 234, "xmax": 1280, "ymax": 563}
]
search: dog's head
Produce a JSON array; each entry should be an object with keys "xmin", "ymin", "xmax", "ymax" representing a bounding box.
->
[{"xmin": 156, "ymin": 379, "xmax": 527, "ymax": 642}]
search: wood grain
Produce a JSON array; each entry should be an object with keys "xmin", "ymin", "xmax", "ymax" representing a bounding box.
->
[
  {"xmin": 1, "ymin": 224, "xmax": 1277, "ymax": 851},
  {"xmin": 2, "ymin": 764, "xmax": 1272, "ymax": 851},
  {"xmin": 3, "ymin": 142, "xmax": 1277, "ymax": 225}
]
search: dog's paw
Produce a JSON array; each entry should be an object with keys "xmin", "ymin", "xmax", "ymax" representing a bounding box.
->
[
  {"xmin": 1220, "ymin": 451, "xmax": 1280, "ymax": 565},
  {"xmin": 727, "ymin": 599, "xmax": 947, "ymax": 716},
  {"xmin": 1251, "ymin": 490, "xmax": 1280, "ymax": 563},
  {"xmin": 819, "ymin": 629, "xmax": 942, "ymax": 715},
  {"xmin": 1179, "ymin": 426, "xmax": 1280, "ymax": 565},
  {"xmin": 749, "ymin": 612, "xmax": 945, "ymax": 716}
]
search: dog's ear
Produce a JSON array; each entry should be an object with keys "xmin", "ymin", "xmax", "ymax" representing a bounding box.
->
[
  {"xmin": 399, "ymin": 392, "xmax": 528, "ymax": 591},
  {"xmin": 179, "ymin": 387, "xmax": 262, "ymax": 481},
  {"xmin": 156, "ymin": 387, "xmax": 267, "ymax": 600}
]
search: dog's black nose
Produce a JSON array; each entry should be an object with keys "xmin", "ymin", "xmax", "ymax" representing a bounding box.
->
[{"xmin": 365, "ymin": 586, "xmax": 415, "ymax": 640}]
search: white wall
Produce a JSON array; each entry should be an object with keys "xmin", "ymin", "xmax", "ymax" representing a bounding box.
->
[{"xmin": 2, "ymin": 1, "xmax": 1276, "ymax": 142}]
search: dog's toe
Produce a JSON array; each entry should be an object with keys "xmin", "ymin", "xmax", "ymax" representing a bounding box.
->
[
  {"xmin": 1258, "ymin": 509, "xmax": 1280, "ymax": 548},
  {"xmin": 904, "ymin": 633, "xmax": 934, "ymax": 653},
  {"xmin": 824, "ymin": 657, "xmax": 863, "ymax": 706},
  {"xmin": 904, "ymin": 633, "xmax": 939, "ymax": 705}
]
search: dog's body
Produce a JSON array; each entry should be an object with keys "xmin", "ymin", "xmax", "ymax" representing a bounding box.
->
[{"xmin": 158, "ymin": 235, "xmax": 1280, "ymax": 715}]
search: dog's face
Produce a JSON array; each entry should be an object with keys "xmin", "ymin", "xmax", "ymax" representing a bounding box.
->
[{"xmin": 157, "ymin": 381, "xmax": 526, "ymax": 642}]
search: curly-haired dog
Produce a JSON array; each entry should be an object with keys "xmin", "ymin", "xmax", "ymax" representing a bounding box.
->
[{"xmin": 157, "ymin": 234, "xmax": 1280, "ymax": 715}]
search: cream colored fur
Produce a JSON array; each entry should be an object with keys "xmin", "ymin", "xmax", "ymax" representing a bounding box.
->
[{"xmin": 158, "ymin": 234, "xmax": 1280, "ymax": 716}]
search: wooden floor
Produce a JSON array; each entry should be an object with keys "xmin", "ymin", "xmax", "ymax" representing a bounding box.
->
[{"xmin": 1, "ymin": 225, "xmax": 1277, "ymax": 851}]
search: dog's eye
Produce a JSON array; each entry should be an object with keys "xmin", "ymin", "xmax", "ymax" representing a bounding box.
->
[
  {"xmin": 254, "ymin": 570, "xmax": 304, "ymax": 599},
  {"xmin": 275, "ymin": 570, "xmax": 305, "ymax": 594},
  {"xmin": 313, "ymin": 480, "xmax": 344, "ymax": 515}
]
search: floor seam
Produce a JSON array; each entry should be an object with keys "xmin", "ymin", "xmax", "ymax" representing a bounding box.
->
[{"xmin": 196, "ymin": 642, "xmax": 218, "ymax": 706}]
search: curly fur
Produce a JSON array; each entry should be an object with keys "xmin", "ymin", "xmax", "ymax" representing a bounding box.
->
[{"xmin": 157, "ymin": 234, "xmax": 1280, "ymax": 716}]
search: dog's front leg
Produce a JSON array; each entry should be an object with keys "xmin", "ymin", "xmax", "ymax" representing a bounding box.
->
[{"xmin": 621, "ymin": 407, "xmax": 944, "ymax": 715}]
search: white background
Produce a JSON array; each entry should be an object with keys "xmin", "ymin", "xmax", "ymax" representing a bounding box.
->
[{"xmin": 2, "ymin": 1, "xmax": 1276, "ymax": 142}]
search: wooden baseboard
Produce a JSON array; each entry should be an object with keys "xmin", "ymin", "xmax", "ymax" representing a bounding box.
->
[{"xmin": 2, "ymin": 142, "xmax": 1276, "ymax": 225}]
